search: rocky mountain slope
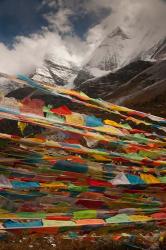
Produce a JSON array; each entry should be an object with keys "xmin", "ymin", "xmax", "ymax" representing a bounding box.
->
[
  {"xmin": 76, "ymin": 61, "xmax": 153, "ymax": 98},
  {"xmin": 32, "ymin": 54, "xmax": 79, "ymax": 86},
  {"xmin": 109, "ymin": 60, "xmax": 166, "ymax": 106},
  {"xmin": 77, "ymin": 59, "xmax": 166, "ymax": 117}
]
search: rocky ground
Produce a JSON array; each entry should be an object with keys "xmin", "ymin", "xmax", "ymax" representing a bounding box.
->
[{"xmin": 0, "ymin": 231, "xmax": 166, "ymax": 250}]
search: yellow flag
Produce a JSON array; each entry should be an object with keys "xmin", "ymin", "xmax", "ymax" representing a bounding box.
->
[{"xmin": 18, "ymin": 121, "xmax": 27, "ymax": 134}]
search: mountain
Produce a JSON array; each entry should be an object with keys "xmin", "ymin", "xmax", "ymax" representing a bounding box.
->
[
  {"xmin": 108, "ymin": 60, "xmax": 166, "ymax": 106},
  {"xmin": 32, "ymin": 54, "xmax": 79, "ymax": 86},
  {"xmin": 74, "ymin": 27, "xmax": 166, "ymax": 87},
  {"xmin": 77, "ymin": 59, "xmax": 166, "ymax": 117},
  {"xmin": 0, "ymin": 25, "xmax": 165, "ymax": 117},
  {"xmin": 74, "ymin": 27, "xmax": 129, "ymax": 86},
  {"xmin": 76, "ymin": 61, "xmax": 153, "ymax": 98},
  {"xmin": 29, "ymin": 26, "xmax": 165, "ymax": 89},
  {"xmin": 86, "ymin": 27, "xmax": 129, "ymax": 72},
  {"xmin": 0, "ymin": 53, "xmax": 80, "ymax": 96},
  {"xmin": 2, "ymin": 60, "xmax": 166, "ymax": 120}
]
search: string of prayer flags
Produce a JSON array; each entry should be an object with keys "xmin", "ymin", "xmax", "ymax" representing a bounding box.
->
[{"xmin": 0, "ymin": 72, "xmax": 165, "ymax": 238}]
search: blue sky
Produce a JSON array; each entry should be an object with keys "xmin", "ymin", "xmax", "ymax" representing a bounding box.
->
[
  {"xmin": 0, "ymin": 0, "xmax": 111, "ymax": 46},
  {"xmin": 0, "ymin": 0, "xmax": 165, "ymax": 74},
  {"xmin": 0, "ymin": 0, "xmax": 48, "ymax": 45}
]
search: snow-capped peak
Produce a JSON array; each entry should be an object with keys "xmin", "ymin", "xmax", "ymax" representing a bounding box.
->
[{"xmin": 84, "ymin": 27, "xmax": 129, "ymax": 76}]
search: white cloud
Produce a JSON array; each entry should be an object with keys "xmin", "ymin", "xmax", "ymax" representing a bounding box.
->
[
  {"xmin": 44, "ymin": 8, "xmax": 73, "ymax": 33},
  {"xmin": 0, "ymin": 31, "xmax": 80, "ymax": 75},
  {"xmin": 105, "ymin": 0, "xmax": 166, "ymax": 35}
]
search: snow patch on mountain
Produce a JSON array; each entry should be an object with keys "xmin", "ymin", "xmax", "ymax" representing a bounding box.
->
[
  {"xmin": 85, "ymin": 27, "xmax": 129, "ymax": 75},
  {"xmin": 33, "ymin": 53, "xmax": 80, "ymax": 86},
  {"xmin": 89, "ymin": 68, "xmax": 109, "ymax": 77}
]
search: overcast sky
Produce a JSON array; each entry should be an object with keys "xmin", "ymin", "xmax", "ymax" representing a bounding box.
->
[{"xmin": 0, "ymin": 0, "xmax": 165, "ymax": 74}]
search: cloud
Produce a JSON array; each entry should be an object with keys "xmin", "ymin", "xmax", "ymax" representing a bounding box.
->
[
  {"xmin": 86, "ymin": 0, "xmax": 166, "ymax": 35},
  {"xmin": 42, "ymin": 0, "xmax": 111, "ymax": 35},
  {"xmin": 39, "ymin": 0, "xmax": 112, "ymax": 64},
  {"xmin": 85, "ymin": 0, "xmax": 166, "ymax": 60},
  {"xmin": 0, "ymin": 0, "xmax": 97, "ymax": 75},
  {"xmin": 0, "ymin": 30, "xmax": 81, "ymax": 75},
  {"xmin": 44, "ymin": 8, "xmax": 73, "ymax": 33},
  {"xmin": 108, "ymin": 0, "xmax": 166, "ymax": 61}
]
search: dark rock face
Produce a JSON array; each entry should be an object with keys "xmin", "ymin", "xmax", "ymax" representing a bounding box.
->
[
  {"xmin": 74, "ymin": 69, "xmax": 94, "ymax": 87},
  {"xmin": 76, "ymin": 61, "xmax": 154, "ymax": 99},
  {"xmin": 76, "ymin": 59, "xmax": 166, "ymax": 117},
  {"xmin": 108, "ymin": 60, "xmax": 166, "ymax": 106}
]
